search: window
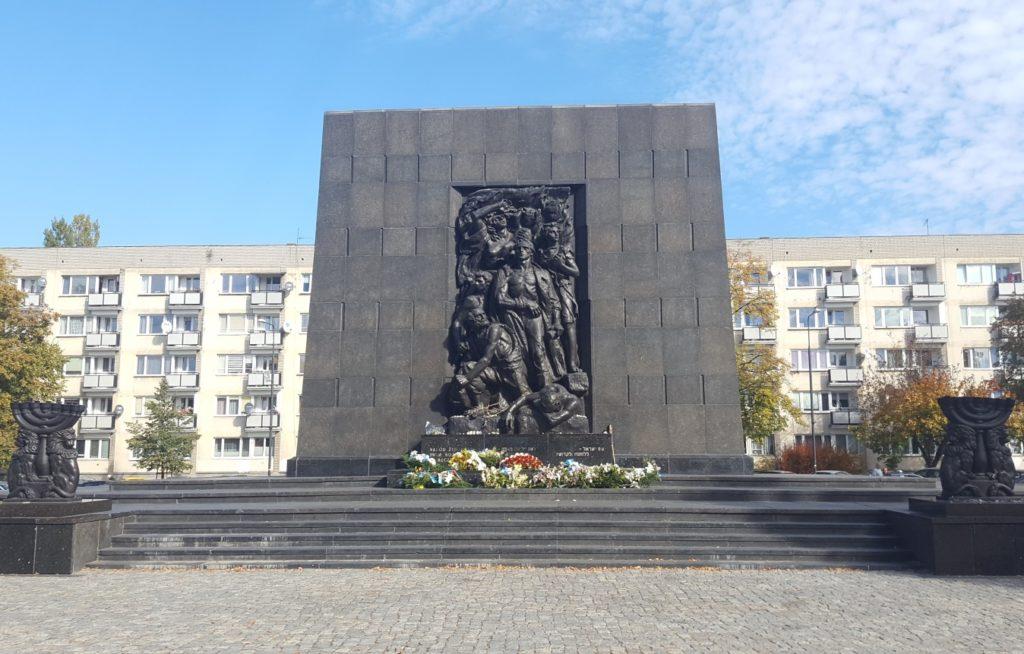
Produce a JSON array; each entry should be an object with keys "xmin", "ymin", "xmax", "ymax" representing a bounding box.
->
[
  {"xmin": 171, "ymin": 314, "xmax": 200, "ymax": 332},
  {"xmin": 63, "ymin": 357, "xmax": 83, "ymax": 376},
  {"xmin": 138, "ymin": 315, "xmax": 168, "ymax": 335},
  {"xmin": 789, "ymin": 308, "xmax": 824, "ymax": 329},
  {"xmin": 964, "ymin": 347, "xmax": 1000, "ymax": 369},
  {"xmin": 747, "ymin": 436, "xmax": 775, "ymax": 456},
  {"xmin": 875, "ymin": 349, "xmax": 940, "ymax": 369},
  {"xmin": 218, "ymin": 354, "xmax": 247, "ymax": 375},
  {"xmin": 792, "ymin": 392, "xmax": 849, "ymax": 412},
  {"xmin": 173, "ymin": 396, "xmax": 195, "ymax": 412},
  {"xmin": 221, "ymin": 274, "xmax": 282, "ymax": 294},
  {"xmin": 301, "ymin": 273, "xmax": 312, "ymax": 293},
  {"xmin": 786, "ymin": 267, "xmax": 825, "ymax": 288},
  {"xmin": 252, "ymin": 395, "xmax": 277, "ymax": 412},
  {"xmin": 216, "ymin": 396, "xmax": 242, "ymax": 415},
  {"xmin": 75, "ymin": 438, "xmax": 110, "ymax": 459},
  {"xmin": 732, "ymin": 310, "xmax": 765, "ymax": 329},
  {"xmin": 875, "ymin": 349, "xmax": 906, "ymax": 369},
  {"xmin": 872, "ymin": 265, "xmax": 911, "ymax": 286},
  {"xmin": 61, "ymin": 275, "xmax": 89, "ymax": 295},
  {"xmin": 912, "ymin": 309, "xmax": 932, "ymax": 326},
  {"xmin": 829, "ymin": 350, "xmax": 854, "ymax": 368},
  {"xmin": 825, "ymin": 309, "xmax": 849, "ymax": 326},
  {"xmin": 251, "ymin": 355, "xmax": 277, "ymax": 372},
  {"xmin": 136, "ymin": 355, "xmax": 165, "ymax": 376},
  {"xmin": 141, "ymin": 274, "xmax": 168, "ymax": 294},
  {"xmin": 167, "ymin": 354, "xmax": 196, "ymax": 373},
  {"xmin": 214, "ymin": 437, "xmax": 269, "ymax": 458},
  {"xmin": 96, "ymin": 276, "xmax": 119, "ymax": 292},
  {"xmin": 18, "ymin": 277, "xmax": 43, "ymax": 293},
  {"xmin": 141, "ymin": 274, "xmax": 201, "ymax": 294},
  {"xmin": 874, "ymin": 307, "xmax": 913, "ymax": 328},
  {"xmin": 961, "ymin": 306, "xmax": 1000, "ymax": 327},
  {"xmin": 910, "ymin": 267, "xmax": 928, "ymax": 283},
  {"xmin": 90, "ymin": 315, "xmax": 119, "ymax": 333},
  {"xmin": 300, "ymin": 313, "xmax": 309, "ymax": 332},
  {"xmin": 134, "ymin": 396, "xmax": 153, "ymax": 416},
  {"xmin": 85, "ymin": 397, "xmax": 113, "ymax": 414},
  {"xmin": 84, "ymin": 356, "xmax": 115, "ymax": 373},
  {"xmin": 219, "ymin": 314, "xmax": 248, "ymax": 334},
  {"xmin": 252, "ymin": 314, "xmax": 281, "ymax": 332},
  {"xmin": 298, "ymin": 354, "xmax": 306, "ymax": 375},
  {"xmin": 790, "ymin": 350, "xmax": 828, "ymax": 371},
  {"xmin": 796, "ymin": 433, "xmax": 862, "ymax": 453},
  {"xmin": 58, "ymin": 316, "xmax": 85, "ymax": 336},
  {"xmin": 956, "ymin": 264, "xmax": 1018, "ymax": 285}
]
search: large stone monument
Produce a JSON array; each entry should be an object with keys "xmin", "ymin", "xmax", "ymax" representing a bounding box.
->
[{"xmin": 290, "ymin": 104, "xmax": 749, "ymax": 476}]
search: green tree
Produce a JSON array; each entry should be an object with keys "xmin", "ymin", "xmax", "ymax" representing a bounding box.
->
[
  {"xmin": 0, "ymin": 255, "xmax": 66, "ymax": 467},
  {"xmin": 852, "ymin": 362, "xmax": 989, "ymax": 469},
  {"xmin": 43, "ymin": 214, "xmax": 100, "ymax": 247},
  {"xmin": 126, "ymin": 379, "xmax": 199, "ymax": 478},
  {"xmin": 992, "ymin": 298, "xmax": 1024, "ymax": 399},
  {"xmin": 729, "ymin": 251, "xmax": 801, "ymax": 448}
]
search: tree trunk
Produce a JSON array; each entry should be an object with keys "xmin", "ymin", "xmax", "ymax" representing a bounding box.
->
[{"xmin": 920, "ymin": 441, "xmax": 944, "ymax": 468}]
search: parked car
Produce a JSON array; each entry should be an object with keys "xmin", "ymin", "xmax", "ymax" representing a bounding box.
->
[
  {"xmin": 814, "ymin": 470, "xmax": 852, "ymax": 476},
  {"xmin": 887, "ymin": 470, "xmax": 924, "ymax": 478},
  {"xmin": 914, "ymin": 468, "xmax": 941, "ymax": 478},
  {"xmin": 0, "ymin": 481, "xmax": 8, "ymax": 499}
]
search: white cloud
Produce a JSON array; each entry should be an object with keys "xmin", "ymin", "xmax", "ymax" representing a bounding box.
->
[{"xmin": 363, "ymin": 0, "xmax": 1024, "ymax": 235}]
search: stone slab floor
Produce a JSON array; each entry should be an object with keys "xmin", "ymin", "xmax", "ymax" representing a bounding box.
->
[{"xmin": 1, "ymin": 567, "xmax": 1021, "ymax": 652}]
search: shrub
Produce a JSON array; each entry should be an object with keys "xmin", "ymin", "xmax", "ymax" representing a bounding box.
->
[
  {"xmin": 753, "ymin": 455, "xmax": 779, "ymax": 472},
  {"xmin": 778, "ymin": 444, "xmax": 863, "ymax": 474}
]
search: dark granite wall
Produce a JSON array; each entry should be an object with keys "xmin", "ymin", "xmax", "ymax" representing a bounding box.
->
[{"xmin": 291, "ymin": 105, "xmax": 747, "ymax": 476}]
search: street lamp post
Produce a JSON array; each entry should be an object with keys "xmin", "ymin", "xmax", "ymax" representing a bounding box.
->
[
  {"xmin": 805, "ymin": 308, "xmax": 822, "ymax": 473},
  {"xmin": 253, "ymin": 284, "xmax": 293, "ymax": 477}
]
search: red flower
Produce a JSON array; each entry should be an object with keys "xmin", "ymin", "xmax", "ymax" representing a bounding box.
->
[{"xmin": 499, "ymin": 453, "xmax": 543, "ymax": 469}]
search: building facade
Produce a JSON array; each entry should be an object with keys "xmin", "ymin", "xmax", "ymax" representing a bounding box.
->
[
  {"xmin": 3, "ymin": 234, "xmax": 1023, "ymax": 476},
  {"xmin": 1, "ymin": 245, "xmax": 313, "ymax": 478},
  {"xmin": 728, "ymin": 234, "xmax": 1024, "ymax": 468}
]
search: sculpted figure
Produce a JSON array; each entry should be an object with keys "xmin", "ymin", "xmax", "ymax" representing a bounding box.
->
[
  {"xmin": 48, "ymin": 429, "xmax": 80, "ymax": 498},
  {"xmin": 535, "ymin": 220, "xmax": 581, "ymax": 374},
  {"xmin": 494, "ymin": 230, "xmax": 561, "ymax": 387},
  {"xmin": 449, "ymin": 271, "xmax": 493, "ymax": 364},
  {"xmin": 451, "ymin": 307, "xmax": 531, "ymax": 413},
  {"xmin": 504, "ymin": 383, "xmax": 588, "ymax": 434}
]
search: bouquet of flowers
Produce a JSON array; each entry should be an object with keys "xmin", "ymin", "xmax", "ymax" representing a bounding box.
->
[
  {"xmin": 477, "ymin": 448, "xmax": 505, "ymax": 467},
  {"xmin": 449, "ymin": 449, "xmax": 487, "ymax": 472},
  {"xmin": 402, "ymin": 450, "xmax": 437, "ymax": 472},
  {"xmin": 498, "ymin": 453, "xmax": 544, "ymax": 470},
  {"xmin": 481, "ymin": 465, "xmax": 531, "ymax": 489},
  {"xmin": 401, "ymin": 469, "xmax": 471, "ymax": 489}
]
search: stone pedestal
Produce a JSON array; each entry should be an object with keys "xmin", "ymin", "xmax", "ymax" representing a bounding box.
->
[
  {"xmin": 419, "ymin": 433, "xmax": 614, "ymax": 466},
  {"xmin": 0, "ymin": 499, "xmax": 120, "ymax": 574}
]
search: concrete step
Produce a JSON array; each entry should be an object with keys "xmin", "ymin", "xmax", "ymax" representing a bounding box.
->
[{"xmin": 106, "ymin": 476, "xmax": 384, "ymax": 491}]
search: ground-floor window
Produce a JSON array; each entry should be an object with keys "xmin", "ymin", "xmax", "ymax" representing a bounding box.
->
[
  {"xmin": 76, "ymin": 438, "xmax": 110, "ymax": 459},
  {"xmin": 747, "ymin": 437, "xmax": 775, "ymax": 456},
  {"xmin": 214, "ymin": 437, "xmax": 270, "ymax": 458},
  {"xmin": 794, "ymin": 433, "xmax": 862, "ymax": 453}
]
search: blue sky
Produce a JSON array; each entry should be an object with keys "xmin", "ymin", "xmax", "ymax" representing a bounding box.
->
[{"xmin": 1, "ymin": 1, "xmax": 1022, "ymax": 247}]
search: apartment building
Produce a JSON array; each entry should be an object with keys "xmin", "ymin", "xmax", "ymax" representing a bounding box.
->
[
  {"xmin": 1, "ymin": 245, "xmax": 314, "ymax": 478},
  {"xmin": 728, "ymin": 234, "xmax": 1024, "ymax": 468}
]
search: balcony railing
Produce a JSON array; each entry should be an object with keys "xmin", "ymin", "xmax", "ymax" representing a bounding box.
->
[
  {"xmin": 87, "ymin": 292, "xmax": 121, "ymax": 307},
  {"xmin": 82, "ymin": 374, "xmax": 117, "ymax": 390},
  {"xmin": 824, "ymin": 284, "xmax": 860, "ymax": 302},
  {"xmin": 247, "ymin": 372, "xmax": 282, "ymax": 388},
  {"xmin": 914, "ymin": 324, "xmax": 949, "ymax": 341},
  {"xmin": 168, "ymin": 291, "xmax": 203, "ymax": 306},
  {"xmin": 85, "ymin": 332, "xmax": 120, "ymax": 348},
  {"xmin": 741, "ymin": 326, "xmax": 777, "ymax": 343},
  {"xmin": 245, "ymin": 413, "xmax": 280, "ymax": 430},
  {"xmin": 248, "ymin": 331, "xmax": 283, "ymax": 347},
  {"xmin": 910, "ymin": 283, "xmax": 945, "ymax": 301},
  {"xmin": 22, "ymin": 292, "xmax": 42, "ymax": 307},
  {"xmin": 166, "ymin": 332, "xmax": 201, "ymax": 347},
  {"xmin": 831, "ymin": 409, "xmax": 862, "ymax": 426},
  {"xmin": 996, "ymin": 282, "xmax": 1024, "ymax": 300},
  {"xmin": 165, "ymin": 373, "xmax": 199, "ymax": 388},
  {"xmin": 828, "ymin": 368, "xmax": 863, "ymax": 385},
  {"xmin": 827, "ymin": 325, "xmax": 862, "ymax": 342},
  {"xmin": 80, "ymin": 414, "xmax": 116, "ymax": 431},
  {"xmin": 250, "ymin": 291, "xmax": 284, "ymax": 306},
  {"xmin": 176, "ymin": 415, "xmax": 197, "ymax": 430}
]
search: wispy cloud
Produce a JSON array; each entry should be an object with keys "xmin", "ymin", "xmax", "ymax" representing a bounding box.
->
[{"xmin": 362, "ymin": 0, "xmax": 1024, "ymax": 235}]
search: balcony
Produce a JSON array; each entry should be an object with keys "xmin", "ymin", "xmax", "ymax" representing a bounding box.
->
[
  {"xmin": 996, "ymin": 282, "xmax": 1024, "ymax": 301},
  {"xmin": 250, "ymin": 290, "xmax": 284, "ymax": 306},
  {"xmin": 82, "ymin": 374, "xmax": 117, "ymax": 390},
  {"xmin": 22, "ymin": 292, "xmax": 42, "ymax": 307},
  {"xmin": 165, "ymin": 373, "xmax": 199, "ymax": 389},
  {"xmin": 831, "ymin": 409, "xmax": 862, "ymax": 426},
  {"xmin": 247, "ymin": 372, "xmax": 282, "ymax": 389},
  {"xmin": 741, "ymin": 326, "xmax": 777, "ymax": 343},
  {"xmin": 914, "ymin": 324, "xmax": 949, "ymax": 342},
  {"xmin": 827, "ymin": 325, "xmax": 862, "ymax": 343},
  {"xmin": 824, "ymin": 284, "xmax": 860, "ymax": 304},
  {"xmin": 245, "ymin": 413, "xmax": 280, "ymax": 430},
  {"xmin": 176, "ymin": 415, "xmax": 197, "ymax": 431},
  {"xmin": 80, "ymin": 414, "xmax": 116, "ymax": 431},
  {"xmin": 85, "ymin": 332, "xmax": 120, "ymax": 349},
  {"xmin": 87, "ymin": 292, "xmax": 121, "ymax": 308},
  {"xmin": 168, "ymin": 291, "xmax": 203, "ymax": 306},
  {"xmin": 166, "ymin": 332, "xmax": 201, "ymax": 348},
  {"xmin": 910, "ymin": 283, "xmax": 945, "ymax": 302},
  {"xmin": 248, "ymin": 331, "xmax": 283, "ymax": 348},
  {"xmin": 828, "ymin": 368, "xmax": 863, "ymax": 386}
]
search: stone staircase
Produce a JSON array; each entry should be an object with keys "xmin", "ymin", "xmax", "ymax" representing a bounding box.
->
[{"xmin": 85, "ymin": 476, "xmax": 932, "ymax": 570}]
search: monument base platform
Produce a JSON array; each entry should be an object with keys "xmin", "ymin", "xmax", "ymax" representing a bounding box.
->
[
  {"xmin": 420, "ymin": 433, "xmax": 614, "ymax": 466},
  {"xmin": 888, "ymin": 497, "xmax": 1024, "ymax": 575},
  {"xmin": 0, "ymin": 499, "xmax": 122, "ymax": 574}
]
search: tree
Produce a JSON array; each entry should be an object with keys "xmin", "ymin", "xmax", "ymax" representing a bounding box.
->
[
  {"xmin": 43, "ymin": 214, "xmax": 100, "ymax": 247},
  {"xmin": 729, "ymin": 251, "xmax": 801, "ymax": 447},
  {"xmin": 992, "ymin": 297, "xmax": 1024, "ymax": 399},
  {"xmin": 126, "ymin": 379, "xmax": 199, "ymax": 478},
  {"xmin": 852, "ymin": 363, "xmax": 989, "ymax": 469},
  {"xmin": 0, "ymin": 255, "xmax": 66, "ymax": 468}
]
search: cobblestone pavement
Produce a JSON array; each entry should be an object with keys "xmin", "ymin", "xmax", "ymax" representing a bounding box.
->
[{"xmin": 1, "ymin": 567, "xmax": 1022, "ymax": 652}]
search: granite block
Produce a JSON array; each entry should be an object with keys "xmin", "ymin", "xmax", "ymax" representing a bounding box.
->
[
  {"xmin": 654, "ymin": 178, "xmax": 688, "ymax": 223},
  {"xmin": 316, "ymin": 226, "xmax": 347, "ymax": 258},
  {"xmin": 352, "ymin": 155, "xmax": 385, "ymax": 182},
  {"xmin": 376, "ymin": 329, "xmax": 412, "ymax": 373},
  {"xmin": 584, "ymin": 105, "xmax": 618, "ymax": 151},
  {"xmin": 386, "ymin": 154, "xmax": 419, "ymax": 182},
  {"xmin": 661, "ymin": 297, "xmax": 698, "ymax": 328},
  {"xmin": 382, "ymin": 227, "xmax": 416, "ymax": 256},
  {"xmin": 592, "ymin": 374, "xmax": 628, "ymax": 405},
  {"xmin": 703, "ymin": 373, "xmax": 740, "ymax": 405},
  {"xmin": 587, "ymin": 252, "xmax": 623, "ymax": 299},
  {"xmin": 322, "ymin": 112, "xmax": 354, "ymax": 157},
  {"xmin": 383, "ymin": 182, "xmax": 417, "ymax": 227},
  {"xmin": 618, "ymin": 105, "xmax": 653, "ymax": 151},
  {"xmin": 692, "ymin": 219, "xmax": 726, "ymax": 251},
  {"xmin": 338, "ymin": 376, "xmax": 375, "ymax": 408},
  {"xmin": 452, "ymin": 153, "xmax": 485, "ymax": 182},
  {"xmin": 687, "ymin": 147, "xmax": 720, "ymax": 178},
  {"xmin": 309, "ymin": 301, "xmax": 343, "ymax": 332},
  {"xmin": 485, "ymin": 153, "xmax": 517, "ymax": 182},
  {"xmin": 628, "ymin": 375, "xmax": 666, "ymax": 405},
  {"xmin": 687, "ymin": 177, "xmax": 725, "ymax": 223},
  {"xmin": 586, "ymin": 224, "xmax": 623, "ymax": 253},
  {"xmin": 704, "ymin": 405, "xmax": 743, "ymax": 454},
  {"xmin": 518, "ymin": 153, "xmax": 551, "ymax": 181},
  {"xmin": 485, "ymin": 108, "xmax": 518, "ymax": 152},
  {"xmin": 666, "ymin": 374, "xmax": 703, "ymax": 405},
  {"xmin": 350, "ymin": 182, "xmax": 385, "ymax": 227},
  {"xmin": 667, "ymin": 404, "xmax": 707, "ymax": 452},
  {"xmin": 621, "ymin": 252, "xmax": 658, "ymax": 297},
  {"xmin": 518, "ymin": 107, "xmax": 552, "ymax": 153},
  {"xmin": 347, "ymin": 227, "xmax": 382, "ymax": 256},
  {"xmin": 416, "ymin": 227, "xmax": 448, "ymax": 256},
  {"xmin": 619, "ymin": 150, "xmax": 653, "ymax": 179},
  {"xmin": 657, "ymin": 251, "xmax": 696, "ymax": 297},
  {"xmin": 452, "ymin": 109, "xmax": 486, "ymax": 153},
  {"xmin": 413, "ymin": 301, "xmax": 447, "ymax": 330},
  {"xmin": 342, "ymin": 301, "xmax": 378, "ymax": 331},
  {"xmin": 353, "ymin": 112, "xmax": 385, "ymax": 154},
  {"xmin": 551, "ymin": 106, "xmax": 584, "ymax": 152},
  {"xmin": 419, "ymin": 110, "xmax": 453, "ymax": 154},
  {"xmin": 302, "ymin": 332, "xmax": 340, "ymax": 379},
  {"xmin": 416, "ymin": 183, "xmax": 451, "ymax": 227},
  {"xmin": 625, "ymin": 298, "xmax": 661, "ymax": 327},
  {"xmin": 418, "ymin": 154, "xmax": 451, "ymax": 182},
  {"xmin": 590, "ymin": 299, "xmax": 625, "ymax": 328},
  {"xmin": 302, "ymin": 378, "xmax": 338, "ymax": 408},
  {"xmin": 590, "ymin": 329, "xmax": 627, "ymax": 374},
  {"xmin": 320, "ymin": 155, "xmax": 353, "ymax": 185},
  {"xmin": 620, "ymin": 178, "xmax": 654, "ymax": 224},
  {"xmin": 339, "ymin": 332, "xmax": 377, "ymax": 376},
  {"xmin": 653, "ymin": 105, "xmax": 688, "ymax": 150},
  {"xmin": 379, "ymin": 256, "xmax": 419, "ymax": 301},
  {"xmin": 622, "ymin": 224, "xmax": 657, "ymax": 253},
  {"xmin": 654, "ymin": 150, "xmax": 688, "ymax": 178},
  {"xmin": 378, "ymin": 301, "xmax": 414, "ymax": 330},
  {"xmin": 385, "ymin": 110, "xmax": 419, "ymax": 155},
  {"xmin": 697, "ymin": 295, "xmax": 732, "ymax": 328},
  {"xmin": 584, "ymin": 179, "xmax": 621, "ymax": 226},
  {"xmin": 625, "ymin": 328, "xmax": 664, "ymax": 375},
  {"xmin": 316, "ymin": 182, "xmax": 351, "ymax": 229},
  {"xmin": 663, "ymin": 328, "xmax": 700, "ymax": 373},
  {"xmin": 698, "ymin": 326, "xmax": 737, "ymax": 370},
  {"xmin": 552, "ymin": 152, "xmax": 585, "ymax": 180},
  {"xmin": 586, "ymin": 151, "xmax": 619, "ymax": 179},
  {"xmin": 657, "ymin": 223, "xmax": 692, "ymax": 253}
]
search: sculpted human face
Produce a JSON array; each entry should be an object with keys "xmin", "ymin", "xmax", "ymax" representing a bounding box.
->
[
  {"xmin": 540, "ymin": 223, "xmax": 560, "ymax": 242},
  {"xmin": 514, "ymin": 244, "xmax": 533, "ymax": 264},
  {"xmin": 539, "ymin": 386, "xmax": 561, "ymax": 411},
  {"xmin": 466, "ymin": 308, "xmax": 488, "ymax": 330},
  {"xmin": 470, "ymin": 273, "xmax": 490, "ymax": 294},
  {"xmin": 485, "ymin": 214, "xmax": 507, "ymax": 232}
]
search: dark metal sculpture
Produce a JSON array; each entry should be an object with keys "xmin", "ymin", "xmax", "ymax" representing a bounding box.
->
[
  {"xmin": 6, "ymin": 401, "xmax": 85, "ymax": 500},
  {"xmin": 448, "ymin": 187, "xmax": 589, "ymax": 434},
  {"xmin": 938, "ymin": 396, "xmax": 1017, "ymax": 499}
]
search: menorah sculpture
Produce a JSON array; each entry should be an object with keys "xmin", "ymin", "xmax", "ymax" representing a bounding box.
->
[
  {"xmin": 938, "ymin": 396, "xmax": 1017, "ymax": 499},
  {"xmin": 6, "ymin": 401, "xmax": 85, "ymax": 500}
]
